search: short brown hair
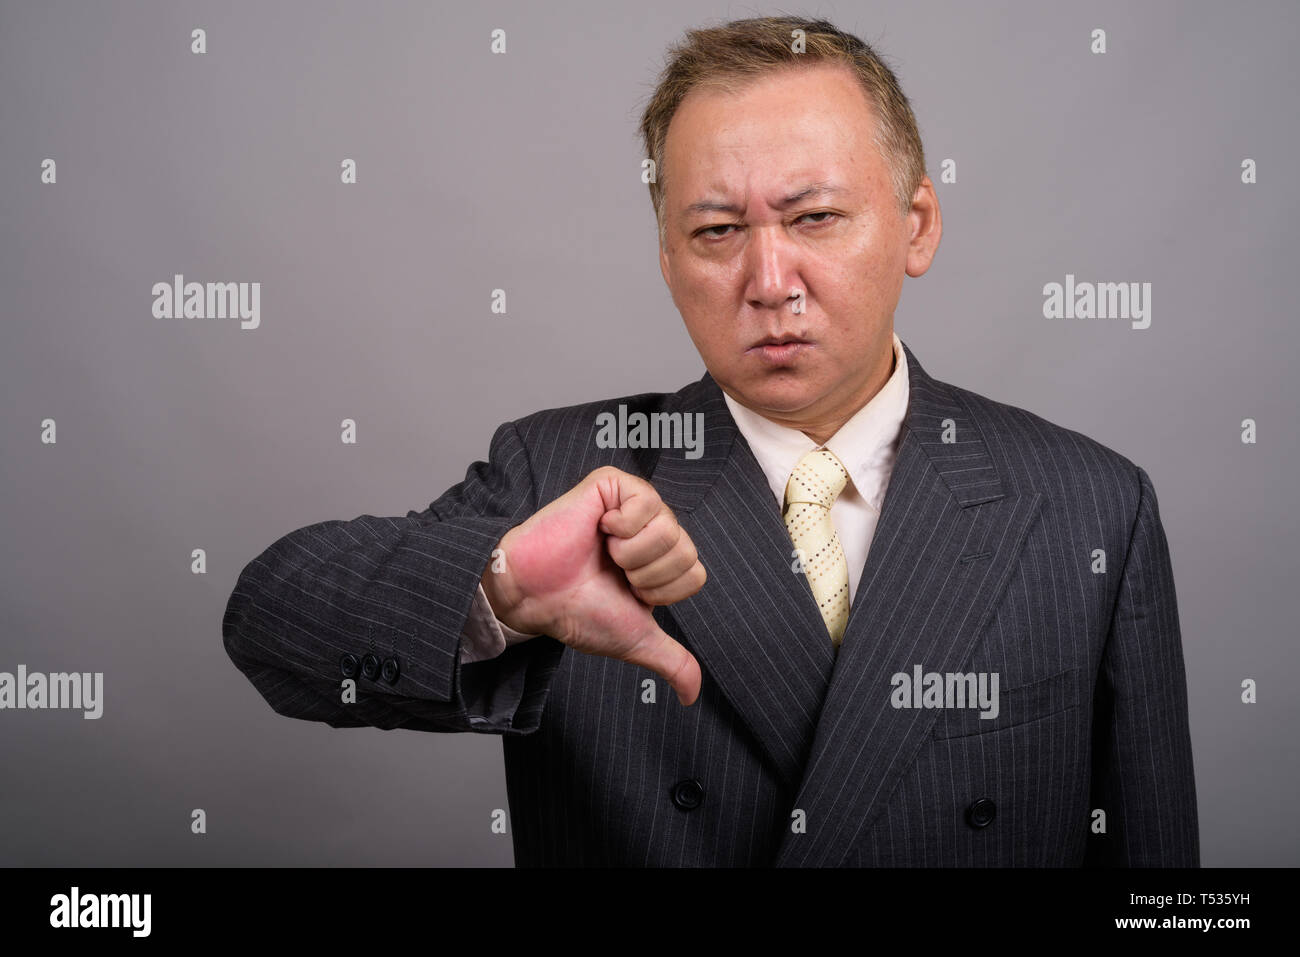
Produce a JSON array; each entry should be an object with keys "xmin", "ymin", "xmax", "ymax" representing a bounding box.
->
[{"xmin": 638, "ymin": 16, "xmax": 927, "ymax": 242}]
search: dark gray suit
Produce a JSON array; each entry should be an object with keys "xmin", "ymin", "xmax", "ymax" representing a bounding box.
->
[{"xmin": 221, "ymin": 339, "xmax": 1199, "ymax": 866}]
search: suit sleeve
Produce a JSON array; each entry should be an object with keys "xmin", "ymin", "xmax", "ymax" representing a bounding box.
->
[
  {"xmin": 1087, "ymin": 465, "xmax": 1200, "ymax": 866},
  {"xmin": 460, "ymin": 583, "xmax": 545, "ymax": 664},
  {"xmin": 460, "ymin": 585, "xmax": 509, "ymax": 663},
  {"xmin": 221, "ymin": 419, "xmax": 566, "ymax": 735}
]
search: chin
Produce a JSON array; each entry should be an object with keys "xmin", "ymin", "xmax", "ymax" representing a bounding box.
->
[{"xmin": 726, "ymin": 375, "xmax": 819, "ymax": 414}]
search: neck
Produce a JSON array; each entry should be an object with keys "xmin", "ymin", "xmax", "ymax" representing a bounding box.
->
[{"xmin": 759, "ymin": 343, "xmax": 897, "ymax": 446}]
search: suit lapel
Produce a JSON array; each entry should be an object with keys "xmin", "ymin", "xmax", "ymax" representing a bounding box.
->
[
  {"xmin": 773, "ymin": 341, "xmax": 1044, "ymax": 866},
  {"xmin": 652, "ymin": 377, "xmax": 836, "ymax": 793},
  {"xmin": 651, "ymin": 340, "xmax": 1043, "ymax": 841}
]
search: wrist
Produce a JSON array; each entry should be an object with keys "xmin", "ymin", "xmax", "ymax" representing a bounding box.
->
[{"xmin": 480, "ymin": 529, "xmax": 529, "ymax": 631}]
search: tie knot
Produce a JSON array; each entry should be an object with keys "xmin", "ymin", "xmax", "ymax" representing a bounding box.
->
[{"xmin": 784, "ymin": 448, "xmax": 849, "ymax": 510}]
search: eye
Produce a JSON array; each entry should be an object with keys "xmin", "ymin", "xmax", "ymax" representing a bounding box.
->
[
  {"xmin": 797, "ymin": 211, "xmax": 837, "ymax": 226},
  {"xmin": 697, "ymin": 224, "xmax": 739, "ymax": 239},
  {"xmin": 694, "ymin": 212, "xmax": 837, "ymax": 240}
]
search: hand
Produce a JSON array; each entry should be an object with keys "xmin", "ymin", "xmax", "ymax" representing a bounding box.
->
[{"xmin": 481, "ymin": 466, "xmax": 706, "ymax": 706}]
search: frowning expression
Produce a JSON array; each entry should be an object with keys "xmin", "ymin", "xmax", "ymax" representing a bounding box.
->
[{"xmin": 657, "ymin": 63, "xmax": 940, "ymax": 441}]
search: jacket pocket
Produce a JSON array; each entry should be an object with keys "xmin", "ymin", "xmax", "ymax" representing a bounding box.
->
[{"xmin": 930, "ymin": 666, "xmax": 1080, "ymax": 739}]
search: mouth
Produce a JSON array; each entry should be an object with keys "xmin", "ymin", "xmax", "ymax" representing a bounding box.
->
[{"xmin": 746, "ymin": 334, "xmax": 812, "ymax": 364}]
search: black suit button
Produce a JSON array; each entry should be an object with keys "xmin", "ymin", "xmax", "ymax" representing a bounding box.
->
[
  {"xmin": 340, "ymin": 653, "xmax": 359, "ymax": 678},
  {"xmin": 966, "ymin": 798, "xmax": 997, "ymax": 828},
  {"xmin": 671, "ymin": 778, "xmax": 704, "ymax": 811},
  {"xmin": 381, "ymin": 657, "xmax": 400, "ymax": 684},
  {"xmin": 360, "ymin": 653, "xmax": 381, "ymax": 680}
]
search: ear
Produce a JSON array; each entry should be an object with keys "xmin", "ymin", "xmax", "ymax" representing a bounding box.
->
[
  {"xmin": 904, "ymin": 176, "xmax": 942, "ymax": 278},
  {"xmin": 659, "ymin": 236, "xmax": 672, "ymax": 289}
]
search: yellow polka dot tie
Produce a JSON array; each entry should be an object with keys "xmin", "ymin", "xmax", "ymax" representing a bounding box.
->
[{"xmin": 783, "ymin": 448, "xmax": 851, "ymax": 648}]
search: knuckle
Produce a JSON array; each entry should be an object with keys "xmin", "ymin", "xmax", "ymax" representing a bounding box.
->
[
  {"xmin": 652, "ymin": 512, "xmax": 680, "ymax": 550},
  {"xmin": 676, "ymin": 540, "xmax": 696, "ymax": 572},
  {"xmin": 636, "ymin": 584, "xmax": 666, "ymax": 606}
]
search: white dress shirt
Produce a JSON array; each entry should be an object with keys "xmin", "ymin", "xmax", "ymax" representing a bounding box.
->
[{"xmin": 459, "ymin": 331, "xmax": 910, "ymax": 663}]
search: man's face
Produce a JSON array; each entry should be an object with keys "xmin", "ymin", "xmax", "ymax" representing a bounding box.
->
[{"xmin": 658, "ymin": 63, "xmax": 941, "ymax": 440}]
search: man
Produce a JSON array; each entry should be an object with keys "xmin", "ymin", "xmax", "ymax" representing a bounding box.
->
[{"xmin": 222, "ymin": 16, "xmax": 1199, "ymax": 867}]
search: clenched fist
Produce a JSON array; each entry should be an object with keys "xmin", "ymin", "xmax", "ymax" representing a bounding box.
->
[{"xmin": 479, "ymin": 466, "xmax": 706, "ymax": 706}]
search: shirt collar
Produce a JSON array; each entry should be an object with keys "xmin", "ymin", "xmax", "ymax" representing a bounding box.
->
[{"xmin": 721, "ymin": 331, "xmax": 910, "ymax": 514}]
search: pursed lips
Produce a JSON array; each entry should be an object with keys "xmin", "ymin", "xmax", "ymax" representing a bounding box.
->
[{"xmin": 746, "ymin": 335, "xmax": 812, "ymax": 363}]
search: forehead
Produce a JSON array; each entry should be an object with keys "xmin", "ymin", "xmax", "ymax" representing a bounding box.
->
[{"xmin": 662, "ymin": 64, "xmax": 884, "ymax": 205}]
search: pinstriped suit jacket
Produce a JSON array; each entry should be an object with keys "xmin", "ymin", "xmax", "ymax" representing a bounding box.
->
[{"xmin": 221, "ymin": 339, "xmax": 1200, "ymax": 867}]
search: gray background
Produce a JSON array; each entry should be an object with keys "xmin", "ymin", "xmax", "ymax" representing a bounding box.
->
[{"xmin": 1, "ymin": 0, "xmax": 1295, "ymax": 866}]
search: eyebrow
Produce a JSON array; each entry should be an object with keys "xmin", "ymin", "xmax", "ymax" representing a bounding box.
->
[{"xmin": 684, "ymin": 181, "xmax": 845, "ymax": 216}]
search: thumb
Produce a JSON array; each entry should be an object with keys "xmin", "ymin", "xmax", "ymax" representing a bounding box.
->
[{"xmin": 624, "ymin": 623, "xmax": 702, "ymax": 707}]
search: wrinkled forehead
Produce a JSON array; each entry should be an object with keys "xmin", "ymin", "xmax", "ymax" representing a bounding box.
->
[
  {"xmin": 670, "ymin": 107, "xmax": 883, "ymax": 221},
  {"xmin": 661, "ymin": 68, "xmax": 884, "ymax": 216}
]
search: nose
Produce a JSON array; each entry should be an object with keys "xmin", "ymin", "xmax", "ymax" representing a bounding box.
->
[{"xmin": 743, "ymin": 224, "xmax": 801, "ymax": 312}]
